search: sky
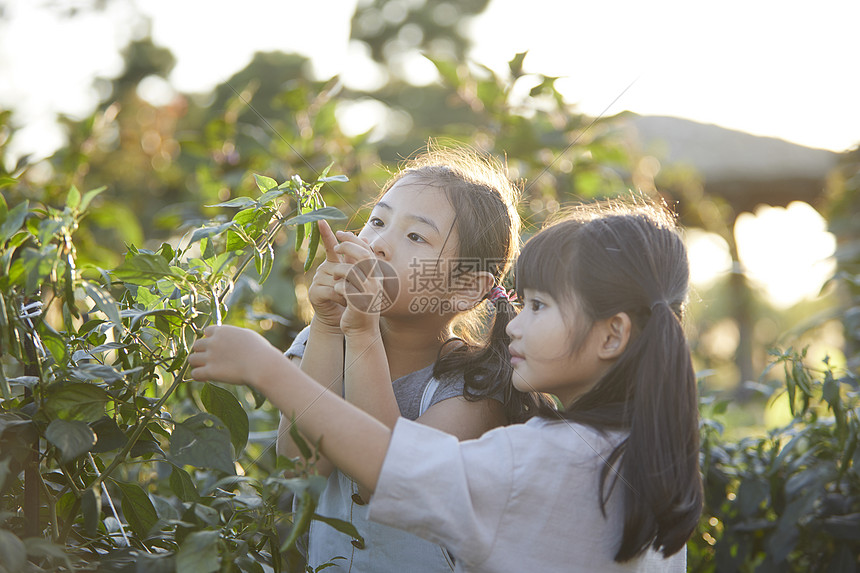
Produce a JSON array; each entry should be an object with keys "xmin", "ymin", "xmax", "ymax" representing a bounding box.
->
[
  {"xmin": 0, "ymin": 0, "xmax": 857, "ymax": 156},
  {"xmin": 0, "ymin": 0, "xmax": 851, "ymax": 307}
]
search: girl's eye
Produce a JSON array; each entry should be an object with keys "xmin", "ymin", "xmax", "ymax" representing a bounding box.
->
[
  {"xmin": 407, "ymin": 232, "xmax": 426, "ymax": 243},
  {"xmin": 529, "ymin": 299, "xmax": 545, "ymax": 312},
  {"xmin": 369, "ymin": 217, "xmax": 384, "ymax": 228}
]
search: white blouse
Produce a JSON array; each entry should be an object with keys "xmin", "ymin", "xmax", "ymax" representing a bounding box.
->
[{"xmin": 368, "ymin": 417, "xmax": 686, "ymax": 572}]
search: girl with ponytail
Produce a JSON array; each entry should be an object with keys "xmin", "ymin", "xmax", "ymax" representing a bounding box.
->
[{"xmin": 190, "ymin": 200, "xmax": 702, "ymax": 572}]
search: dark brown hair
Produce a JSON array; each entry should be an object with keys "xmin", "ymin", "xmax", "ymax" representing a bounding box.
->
[
  {"xmin": 515, "ymin": 201, "xmax": 703, "ymax": 561},
  {"xmin": 378, "ymin": 145, "xmax": 541, "ymax": 422}
]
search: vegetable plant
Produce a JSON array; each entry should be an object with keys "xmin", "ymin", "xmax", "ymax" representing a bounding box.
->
[{"xmin": 0, "ymin": 170, "xmax": 360, "ymax": 573}]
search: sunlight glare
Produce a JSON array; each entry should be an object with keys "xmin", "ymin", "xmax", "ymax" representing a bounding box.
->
[
  {"xmin": 685, "ymin": 229, "xmax": 733, "ymax": 287},
  {"xmin": 734, "ymin": 202, "xmax": 836, "ymax": 308}
]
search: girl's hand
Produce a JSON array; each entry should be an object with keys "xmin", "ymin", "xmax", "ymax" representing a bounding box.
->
[
  {"xmin": 189, "ymin": 325, "xmax": 284, "ymax": 388},
  {"xmin": 307, "ymin": 220, "xmax": 348, "ymax": 330},
  {"xmin": 332, "ymin": 231, "xmax": 382, "ymax": 337}
]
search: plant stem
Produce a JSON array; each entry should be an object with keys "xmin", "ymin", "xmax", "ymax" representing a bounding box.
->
[
  {"xmin": 91, "ymin": 366, "xmax": 187, "ymax": 488},
  {"xmin": 91, "ymin": 205, "xmax": 290, "ymax": 488},
  {"xmin": 37, "ymin": 472, "xmax": 60, "ymax": 542}
]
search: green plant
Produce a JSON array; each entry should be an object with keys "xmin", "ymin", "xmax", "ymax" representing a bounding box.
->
[
  {"xmin": 691, "ymin": 348, "xmax": 860, "ymax": 572},
  {"xmin": 0, "ymin": 171, "xmax": 358, "ymax": 572}
]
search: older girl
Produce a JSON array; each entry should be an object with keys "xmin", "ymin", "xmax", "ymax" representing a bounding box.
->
[{"xmin": 276, "ymin": 148, "xmax": 539, "ymax": 571}]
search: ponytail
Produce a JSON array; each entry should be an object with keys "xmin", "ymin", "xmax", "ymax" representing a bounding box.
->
[{"xmin": 597, "ymin": 302, "xmax": 702, "ymax": 561}]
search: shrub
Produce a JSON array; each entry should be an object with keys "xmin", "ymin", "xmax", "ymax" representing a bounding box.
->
[
  {"xmin": 691, "ymin": 348, "xmax": 860, "ymax": 572},
  {"xmin": 0, "ymin": 173, "xmax": 355, "ymax": 572}
]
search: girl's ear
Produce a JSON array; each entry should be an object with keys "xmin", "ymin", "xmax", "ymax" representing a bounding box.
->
[
  {"xmin": 451, "ymin": 271, "xmax": 495, "ymax": 311},
  {"xmin": 596, "ymin": 312, "xmax": 632, "ymax": 360}
]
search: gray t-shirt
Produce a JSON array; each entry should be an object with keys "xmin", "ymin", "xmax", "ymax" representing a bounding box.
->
[
  {"xmin": 285, "ymin": 325, "xmax": 469, "ymax": 572},
  {"xmin": 285, "ymin": 325, "xmax": 466, "ymax": 420}
]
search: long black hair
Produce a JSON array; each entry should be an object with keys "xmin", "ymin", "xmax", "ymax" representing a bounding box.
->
[{"xmin": 515, "ymin": 201, "xmax": 703, "ymax": 561}]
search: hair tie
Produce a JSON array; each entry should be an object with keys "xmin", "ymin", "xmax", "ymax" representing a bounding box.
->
[
  {"xmin": 650, "ymin": 299, "xmax": 670, "ymax": 311},
  {"xmin": 487, "ymin": 285, "xmax": 517, "ymax": 304}
]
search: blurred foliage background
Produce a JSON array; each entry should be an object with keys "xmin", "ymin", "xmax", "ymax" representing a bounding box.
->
[{"xmin": 1, "ymin": 0, "xmax": 858, "ymax": 571}]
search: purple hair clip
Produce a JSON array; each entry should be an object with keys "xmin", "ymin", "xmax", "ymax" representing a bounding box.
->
[{"xmin": 487, "ymin": 285, "xmax": 517, "ymax": 303}]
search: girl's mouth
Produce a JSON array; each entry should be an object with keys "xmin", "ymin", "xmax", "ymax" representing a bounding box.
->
[{"xmin": 509, "ymin": 347, "xmax": 524, "ymax": 365}]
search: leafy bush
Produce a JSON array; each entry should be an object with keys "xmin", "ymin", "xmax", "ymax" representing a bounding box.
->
[
  {"xmin": 691, "ymin": 348, "xmax": 860, "ymax": 572},
  {"xmin": 0, "ymin": 173, "xmax": 356, "ymax": 573}
]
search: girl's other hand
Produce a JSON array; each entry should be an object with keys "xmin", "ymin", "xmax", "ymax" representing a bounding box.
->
[
  {"xmin": 189, "ymin": 325, "xmax": 284, "ymax": 388},
  {"xmin": 307, "ymin": 220, "xmax": 348, "ymax": 330},
  {"xmin": 332, "ymin": 230, "xmax": 383, "ymax": 337}
]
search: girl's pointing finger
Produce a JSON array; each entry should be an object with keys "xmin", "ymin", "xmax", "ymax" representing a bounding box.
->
[{"xmin": 319, "ymin": 220, "xmax": 342, "ymax": 263}]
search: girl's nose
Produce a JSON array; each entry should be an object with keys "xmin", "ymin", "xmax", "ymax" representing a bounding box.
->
[
  {"xmin": 366, "ymin": 232, "xmax": 390, "ymax": 260},
  {"xmin": 357, "ymin": 225, "xmax": 388, "ymax": 259},
  {"xmin": 505, "ymin": 311, "xmax": 521, "ymax": 339}
]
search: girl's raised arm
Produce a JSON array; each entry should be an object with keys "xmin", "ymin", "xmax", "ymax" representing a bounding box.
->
[
  {"xmin": 276, "ymin": 220, "xmax": 345, "ymax": 474},
  {"xmin": 192, "ymin": 325, "xmax": 390, "ymax": 492},
  {"xmin": 331, "ymin": 231, "xmax": 402, "ymax": 428}
]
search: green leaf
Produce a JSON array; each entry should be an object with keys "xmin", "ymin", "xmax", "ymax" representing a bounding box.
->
[
  {"xmin": 234, "ymin": 556, "xmax": 265, "ymax": 573},
  {"xmin": 158, "ymin": 242, "xmax": 175, "ymax": 263},
  {"xmin": 426, "ymin": 54, "xmax": 460, "ymax": 86},
  {"xmin": 169, "ymin": 467, "xmax": 200, "ymax": 502},
  {"xmin": 206, "ymin": 197, "xmax": 256, "ymax": 209},
  {"xmin": 71, "ymin": 363, "xmax": 130, "ymax": 383},
  {"xmin": 176, "ymin": 530, "xmax": 220, "ymax": 573},
  {"xmin": 23, "ymin": 537, "xmax": 73, "ymax": 568},
  {"xmin": 66, "ymin": 186, "xmax": 81, "ymax": 210},
  {"xmin": 254, "ymin": 173, "xmax": 278, "ymax": 193},
  {"xmin": 786, "ymin": 374, "xmax": 796, "ymax": 416},
  {"xmin": 90, "ymin": 416, "xmax": 128, "ymax": 453},
  {"xmin": 257, "ymin": 188, "xmax": 286, "ymax": 206},
  {"xmin": 37, "ymin": 217, "xmax": 63, "ymax": 246},
  {"xmin": 133, "ymin": 553, "xmax": 176, "ymax": 573},
  {"xmin": 283, "ymin": 207, "xmax": 347, "ymax": 227},
  {"xmin": 0, "ymin": 200, "xmax": 28, "ymax": 244},
  {"xmin": 113, "ymin": 254, "xmax": 182, "ymax": 286},
  {"xmin": 312, "ymin": 514, "xmax": 363, "ymax": 542},
  {"xmin": 188, "ymin": 222, "xmax": 235, "ymax": 246},
  {"xmin": 508, "ymin": 51, "xmax": 527, "ymax": 78},
  {"xmin": 83, "ymin": 282, "xmax": 123, "ymax": 333},
  {"xmin": 39, "ymin": 326, "xmax": 69, "ymax": 365},
  {"xmin": 822, "ymin": 377, "xmax": 841, "ymax": 411},
  {"xmin": 8, "ymin": 245, "xmax": 56, "ymax": 295},
  {"xmin": 81, "ymin": 485, "xmax": 102, "ymax": 536},
  {"xmin": 318, "ymin": 174, "xmax": 349, "ymax": 183},
  {"xmin": 44, "ymin": 383, "xmax": 110, "ymax": 422},
  {"xmin": 0, "ymin": 529, "xmax": 26, "ymax": 573},
  {"xmin": 288, "ymin": 419, "xmax": 312, "ymax": 460},
  {"xmin": 78, "ymin": 186, "xmax": 106, "ymax": 212},
  {"xmin": 735, "ymin": 479, "xmax": 769, "ymax": 518},
  {"xmin": 170, "ymin": 413, "xmax": 235, "ymax": 474},
  {"xmin": 46, "ymin": 419, "xmax": 97, "ymax": 462},
  {"xmin": 121, "ymin": 307, "xmax": 184, "ymax": 330},
  {"xmin": 201, "ymin": 237, "xmax": 216, "ymax": 261},
  {"xmin": 116, "ymin": 481, "xmax": 159, "ymax": 538},
  {"xmin": 254, "ymin": 242, "xmax": 274, "ymax": 283},
  {"xmin": 200, "ymin": 384, "xmax": 249, "ymax": 454}
]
